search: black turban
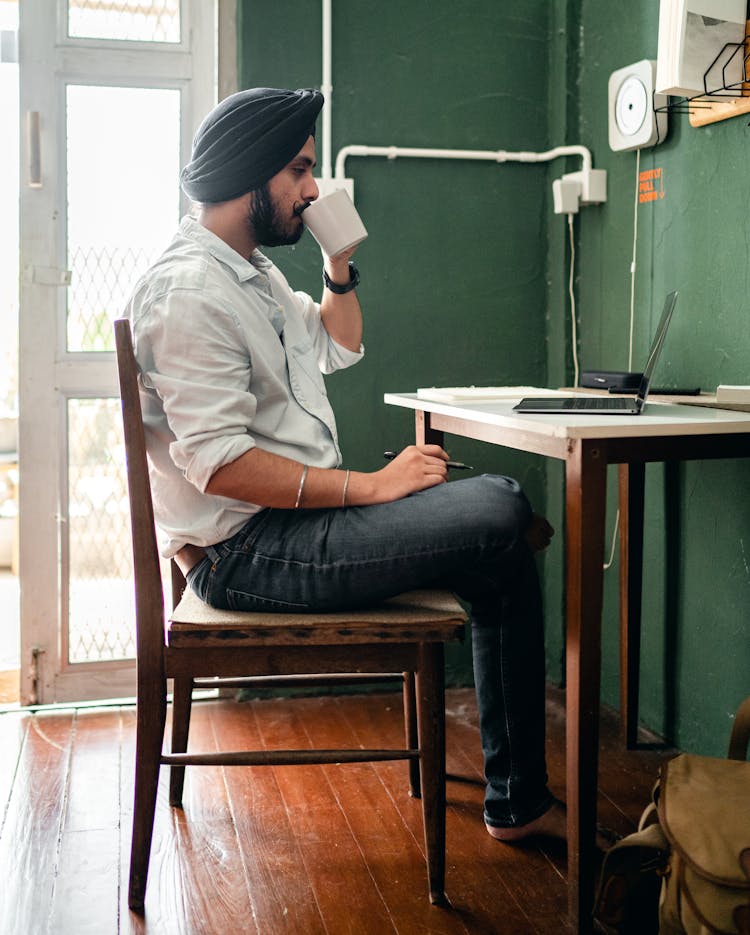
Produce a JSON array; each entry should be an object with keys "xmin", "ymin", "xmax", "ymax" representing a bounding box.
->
[{"xmin": 180, "ymin": 87, "xmax": 324, "ymax": 203}]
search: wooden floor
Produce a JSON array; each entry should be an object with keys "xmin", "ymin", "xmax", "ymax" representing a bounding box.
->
[{"xmin": 0, "ymin": 686, "xmax": 673, "ymax": 935}]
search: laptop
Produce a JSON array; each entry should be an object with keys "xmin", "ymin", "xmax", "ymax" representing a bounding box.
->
[{"xmin": 513, "ymin": 291, "xmax": 679, "ymax": 415}]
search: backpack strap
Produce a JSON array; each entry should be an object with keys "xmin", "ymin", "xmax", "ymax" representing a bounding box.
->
[
  {"xmin": 728, "ymin": 696, "xmax": 750, "ymax": 761},
  {"xmin": 638, "ymin": 800, "xmax": 659, "ymax": 832}
]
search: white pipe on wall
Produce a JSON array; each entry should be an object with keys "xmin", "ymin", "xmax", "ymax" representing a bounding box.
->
[
  {"xmin": 321, "ymin": 0, "xmax": 333, "ymax": 179},
  {"xmin": 319, "ymin": 2, "xmax": 603, "ymax": 207},
  {"xmin": 334, "ymin": 143, "xmax": 593, "ymax": 180}
]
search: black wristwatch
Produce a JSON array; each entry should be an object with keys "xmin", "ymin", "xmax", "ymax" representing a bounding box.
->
[{"xmin": 323, "ymin": 262, "xmax": 360, "ymax": 294}]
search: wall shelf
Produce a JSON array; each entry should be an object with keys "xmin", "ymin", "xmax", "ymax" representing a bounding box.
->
[{"xmin": 653, "ymin": 21, "xmax": 750, "ymax": 128}]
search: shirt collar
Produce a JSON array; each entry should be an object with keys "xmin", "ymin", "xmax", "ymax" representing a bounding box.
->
[{"xmin": 179, "ymin": 215, "xmax": 272, "ymax": 282}]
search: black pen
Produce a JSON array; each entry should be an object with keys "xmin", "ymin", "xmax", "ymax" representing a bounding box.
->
[{"xmin": 383, "ymin": 450, "xmax": 473, "ymax": 471}]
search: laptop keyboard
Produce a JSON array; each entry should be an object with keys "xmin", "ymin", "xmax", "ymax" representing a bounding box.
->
[{"xmin": 562, "ymin": 397, "xmax": 634, "ymax": 410}]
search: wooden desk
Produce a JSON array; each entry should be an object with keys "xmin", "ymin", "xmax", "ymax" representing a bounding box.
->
[{"xmin": 384, "ymin": 392, "xmax": 750, "ymax": 930}]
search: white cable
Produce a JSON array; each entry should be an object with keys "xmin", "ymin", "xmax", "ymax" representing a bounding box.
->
[
  {"xmin": 567, "ymin": 213, "xmax": 579, "ymax": 387},
  {"xmin": 628, "ymin": 147, "xmax": 640, "ymax": 371},
  {"xmin": 603, "ymin": 510, "xmax": 620, "ymax": 571},
  {"xmin": 603, "ymin": 149, "xmax": 641, "ymax": 571}
]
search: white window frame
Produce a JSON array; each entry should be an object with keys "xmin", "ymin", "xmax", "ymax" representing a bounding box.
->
[{"xmin": 18, "ymin": 0, "xmax": 232, "ymax": 704}]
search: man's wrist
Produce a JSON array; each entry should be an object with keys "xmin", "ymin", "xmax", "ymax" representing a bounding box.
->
[{"xmin": 323, "ymin": 262, "xmax": 359, "ymax": 294}]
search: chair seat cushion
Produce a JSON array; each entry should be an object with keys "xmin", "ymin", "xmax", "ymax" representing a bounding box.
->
[{"xmin": 168, "ymin": 588, "xmax": 467, "ymax": 647}]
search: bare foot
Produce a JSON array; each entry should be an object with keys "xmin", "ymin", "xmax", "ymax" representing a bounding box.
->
[
  {"xmin": 486, "ymin": 799, "xmax": 567, "ymax": 842},
  {"xmin": 525, "ymin": 513, "xmax": 554, "ymax": 552},
  {"xmin": 486, "ymin": 802, "xmax": 619, "ymax": 850}
]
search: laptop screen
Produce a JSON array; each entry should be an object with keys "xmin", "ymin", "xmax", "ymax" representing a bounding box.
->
[{"xmin": 635, "ymin": 290, "xmax": 679, "ymax": 406}]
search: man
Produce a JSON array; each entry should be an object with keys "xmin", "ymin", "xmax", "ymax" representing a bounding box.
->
[{"xmin": 126, "ymin": 86, "xmax": 564, "ymax": 841}]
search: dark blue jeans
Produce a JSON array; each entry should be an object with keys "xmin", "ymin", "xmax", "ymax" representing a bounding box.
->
[{"xmin": 187, "ymin": 474, "xmax": 554, "ymax": 828}]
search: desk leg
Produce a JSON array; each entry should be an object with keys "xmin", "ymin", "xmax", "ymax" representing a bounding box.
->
[
  {"xmin": 618, "ymin": 463, "xmax": 645, "ymax": 748},
  {"xmin": 565, "ymin": 439, "xmax": 607, "ymax": 930},
  {"xmin": 415, "ymin": 410, "xmax": 444, "ymax": 448}
]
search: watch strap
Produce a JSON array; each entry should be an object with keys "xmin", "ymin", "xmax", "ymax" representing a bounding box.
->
[{"xmin": 323, "ymin": 263, "xmax": 359, "ymax": 294}]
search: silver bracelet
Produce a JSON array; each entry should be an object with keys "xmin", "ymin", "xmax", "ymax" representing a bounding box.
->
[
  {"xmin": 342, "ymin": 468, "xmax": 350, "ymax": 507},
  {"xmin": 295, "ymin": 464, "xmax": 308, "ymax": 509}
]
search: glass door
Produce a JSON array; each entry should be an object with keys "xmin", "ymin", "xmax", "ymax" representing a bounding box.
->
[
  {"xmin": 18, "ymin": 0, "xmax": 216, "ymax": 703},
  {"xmin": 0, "ymin": 0, "xmax": 20, "ymax": 705}
]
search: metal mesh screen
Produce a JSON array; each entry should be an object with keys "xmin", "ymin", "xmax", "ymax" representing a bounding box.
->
[
  {"xmin": 68, "ymin": 0, "xmax": 180, "ymax": 43},
  {"xmin": 68, "ymin": 245, "xmax": 152, "ymax": 352},
  {"xmin": 67, "ymin": 398, "xmax": 135, "ymax": 663}
]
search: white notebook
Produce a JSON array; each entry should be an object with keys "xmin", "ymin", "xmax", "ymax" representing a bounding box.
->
[
  {"xmin": 416, "ymin": 385, "xmax": 569, "ymax": 403},
  {"xmin": 716, "ymin": 385, "xmax": 750, "ymax": 404}
]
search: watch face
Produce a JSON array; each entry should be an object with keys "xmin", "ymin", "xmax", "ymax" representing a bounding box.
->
[{"xmin": 615, "ymin": 75, "xmax": 648, "ymax": 136}]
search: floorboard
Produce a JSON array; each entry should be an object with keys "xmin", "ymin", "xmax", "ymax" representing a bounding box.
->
[
  {"xmin": 259, "ymin": 697, "xmax": 401, "ymax": 935},
  {"xmin": 0, "ymin": 686, "xmax": 675, "ymax": 935},
  {"xmin": 48, "ymin": 708, "xmax": 122, "ymax": 935},
  {"xmin": 0, "ymin": 711, "xmax": 75, "ymax": 935},
  {"xmin": 0, "ymin": 709, "xmax": 27, "ymax": 828},
  {"xmin": 219, "ymin": 702, "xmax": 327, "ymax": 935}
]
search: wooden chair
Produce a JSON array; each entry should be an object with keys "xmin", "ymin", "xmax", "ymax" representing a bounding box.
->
[{"xmin": 114, "ymin": 318, "xmax": 467, "ymax": 913}]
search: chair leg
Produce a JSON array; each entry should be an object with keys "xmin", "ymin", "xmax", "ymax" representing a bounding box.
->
[
  {"xmin": 415, "ymin": 643, "xmax": 447, "ymax": 906},
  {"xmin": 169, "ymin": 676, "xmax": 194, "ymax": 807},
  {"xmin": 403, "ymin": 671, "xmax": 421, "ymax": 798},
  {"xmin": 128, "ymin": 687, "xmax": 167, "ymax": 913}
]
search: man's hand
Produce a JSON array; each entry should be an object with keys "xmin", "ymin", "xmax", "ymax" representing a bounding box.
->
[
  {"xmin": 368, "ymin": 444, "xmax": 449, "ymax": 503},
  {"xmin": 324, "ymin": 241, "xmax": 357, "ymax": 268}
]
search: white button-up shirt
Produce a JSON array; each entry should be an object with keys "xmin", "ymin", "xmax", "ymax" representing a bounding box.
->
[{"xmin": 125, "ymin": 216, "xmax": 364, "ymax": 557}]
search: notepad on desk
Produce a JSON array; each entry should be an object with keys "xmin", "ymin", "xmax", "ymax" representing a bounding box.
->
[{"xmin": 416, "ymin": 385, "xmax": 569, "ymax": 403}]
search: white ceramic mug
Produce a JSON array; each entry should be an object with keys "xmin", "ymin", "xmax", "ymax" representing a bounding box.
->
[{"xmin": 301, "ymin": 189, "xmax": 368, "ymax": 257}]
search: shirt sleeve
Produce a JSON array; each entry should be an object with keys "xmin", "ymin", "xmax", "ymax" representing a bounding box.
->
[
  {"xmin": 293, "ymin": 288, "xmax": 365, "ymax": 375},
  {"xmin": 136, "ymin": 289, "xmax": 257, "ymax": 493}
]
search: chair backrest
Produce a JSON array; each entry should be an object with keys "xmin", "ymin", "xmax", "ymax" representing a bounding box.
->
[{"xmin": 114, "ymin": 318, "xmax": 166, "ymax": 668}]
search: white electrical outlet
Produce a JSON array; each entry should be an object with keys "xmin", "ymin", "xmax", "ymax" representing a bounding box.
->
[
  {"xmin": 562, "ymin": 169, "xmax": 607, "ymax": 205},
  {"xmin": 608, "ymin": 60, "xmax": 668, "ymax": 152},
  {"xmin": 552, "ymin": 168, "xmax": 606, "ymax": 214},
  {"xmin": 552, "ymin": 178, "xmax": 580, "ymax": 214}
]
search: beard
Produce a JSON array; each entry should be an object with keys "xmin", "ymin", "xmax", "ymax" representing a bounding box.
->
[{"xmin": 246, "ymin": 183, "xmax": 304, "ymax": 248}]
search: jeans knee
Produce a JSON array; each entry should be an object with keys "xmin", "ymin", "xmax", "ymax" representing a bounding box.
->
[
  {"xmin": 455, "ymin": 474, "xmax": 532, "ymax": 544},
  {"xmin": 481, "ymin": 473, "xmax": 531, "ymax": 522}
]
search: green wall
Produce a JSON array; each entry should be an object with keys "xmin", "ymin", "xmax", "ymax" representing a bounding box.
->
[
  {"xmin": 239, "ymin": 0, "xmax": 554, "ymax": 685},
  {"xmin": 559, "ymin": 1, "xmax": 750, "ymax": 755},
  {"xmin": 238, "ymin": 1, "xmax": 750, "ymax": 753}
]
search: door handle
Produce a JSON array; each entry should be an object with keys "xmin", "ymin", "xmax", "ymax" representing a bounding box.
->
[
  {"xmin": 27, "ymin": 111, "xmax": 42, "ymax": 188},
  {"xmin": 31, "ymin": 267, "xmax": 72, "ymax": 286}
]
